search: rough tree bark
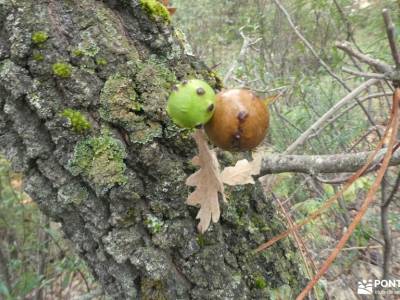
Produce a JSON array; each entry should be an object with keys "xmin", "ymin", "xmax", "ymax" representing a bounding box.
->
[{"xmin": 0, "ymin": 0, "xmax": 305, "ymax": 299}]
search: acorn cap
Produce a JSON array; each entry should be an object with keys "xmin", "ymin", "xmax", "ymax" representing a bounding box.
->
[{"xmin": 204, "ymin": 89, "xmax": 269, "ymax": 151}]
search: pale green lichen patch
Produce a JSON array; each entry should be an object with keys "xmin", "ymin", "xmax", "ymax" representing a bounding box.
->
[
  {"xmin": 68, "ymin": 134, "xmax": 127, "ymax": 194},
  {"xmin": 61, "ymin": 108, "xmax": 91, "ymax": 133},
  {"xmin": 52, "ymin": 62, "xmax": 72, "ymax": 78},
  {"xmin": 136, "ymin": 57, "xmax": 177, "ymax": 90},
  {"xmin": 144, "ymin": 214, "xmax": 164, "ymax": 234},
  {"xmin": 77, "ymin": 30, "xmax": 100, "ymax": 57},
  {"xmin": 95, "ymin": 6, "xmax": 139, "ymax": 60},
  {"xmin": 31, "ymin": 31, "xmax": 48, "ymax": 44},
  {"xmin": 139, "ymin": 0, "xmax": 170, "ymax": 23},
  {"xmin": 129, "ymin": 121, "xmax": 162, "ymax": 145},
  {"xmin": 100, "ymin": 73, "xmax": 142, "ymax": 130},
  {"xmin": 58, "ymin": 183, "xmax": 89, "ymax": 206},
  {"xmin": 267, "ymin": 284, "xmax": 294, "ymax": 299},
  {"xmin": 134, "ymin": 58, "xmax": 177, "ymax": 120}
]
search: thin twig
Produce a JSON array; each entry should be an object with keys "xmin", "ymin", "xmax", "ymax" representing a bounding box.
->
[
  {"xmin": 285, "ymin": 79, "xmax": 380, "ymax": 154},
  {"xmin": 332, "ymin": 0, "xmax": 362, "ymax": 52},
  {"xmin": 273, "ymin": 0, "xmax": 380, "ymax": 130},
  {"xmin": 308, "ymin": 92, "xmax": 391, "ymax": 142},
  {"xmin": 272, "ymin": 0, "xmax": 342, "ymax": 85},
  {"xmin": 34, "ymin": 215, "xmax": 50, "ymax": 300},
  {"xmin": 336, "ymin": 41, "xmax": 393, "ymax": 74},
  {"xmin": 296, "ymin": 88, "xmax": 399, "ymax": 300},
  {"xmin": 256, "ymin": 103, "xmax": 396, "ymax": 253},
  {"xmin": 321, "ymin": 245, "xmax": 382, "ymax": 253},
  {"xmin": 342, "ymin": 67, "xmax": 387, "ymax": 79},
  {"xmin": 380, "ymin": 173, "xmax": 392, "ymax": 280},
  {"xmin": 223, "ymin": 27, "xmax": 261, "ymax": 85},
  {"xmin": 382, "ymin": 9, "xmax": 400, "ymax": 69},
  {"xmin": 384, "ymin": 170, "xmax": 400, "ymax": 207},
  {"xmin": 272, "ymin": 193, "xmax": 321, "ymax": 300}
]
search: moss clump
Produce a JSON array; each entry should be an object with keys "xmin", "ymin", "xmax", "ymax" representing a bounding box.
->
[
  {"xmin": 68, "ymin": 134, "xmax": 127, "ymax": 194},
  {"xmin": 139, "ymin": 0, "xmax": 170, "ymax": 23},
  {"xmin": 72, "ymin": 49, "xmax": 84, "ymax": 57},
  {"xmin": 61, "ymin": 109, "xmax": 91, "ymax": 133},
  {"xmin": 96, "ymin": 57, "xmax": 108, "ymax": 66},
  {"xmin": 254, "ymin": 276, "xmax": 267, "ymax": 289},
  {"xmin": 31, "ymin": 31, "xmax": 48, "ymax": 44},
  {"xmin": 32, "ymin": 52, "xmax": 44, "ymax": 62},
  {"xmin": 52, "ymin": 62, "xmax": 72, "ymax": 78}
]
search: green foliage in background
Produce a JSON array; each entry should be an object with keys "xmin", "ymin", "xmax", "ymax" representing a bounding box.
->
[{"xmin": 0, "ymin": 157, "xmax": 97, "ymax": 299}]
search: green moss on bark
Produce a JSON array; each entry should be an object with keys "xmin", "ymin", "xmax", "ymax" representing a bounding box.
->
[
  {"xmin": 254, "ymin": 275, "xmax": 267, "ymax": 289},
  {"xmin": 139, "ymin": 0, "xmax": 170, "ymax": 23},
  {"xmin": 61, "ymin": 109, "xmax": 91, "ymax": 133},
  {"xmin": 52, "ymin": 62, "xmax": 72, "ymax": 78},
  {"xmin": 31, "ymin": 31, "xmax": 48, "ymax": 44}
]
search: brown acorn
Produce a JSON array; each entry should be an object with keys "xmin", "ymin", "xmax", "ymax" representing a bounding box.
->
[{"xmin": 204, "ymin": 89, "xmax": 269, "ymax": 151}]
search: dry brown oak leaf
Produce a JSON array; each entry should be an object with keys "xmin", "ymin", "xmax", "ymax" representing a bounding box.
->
[{"xmin": 186, "ymin": 130, "xmax": 262, "ymax": 233}]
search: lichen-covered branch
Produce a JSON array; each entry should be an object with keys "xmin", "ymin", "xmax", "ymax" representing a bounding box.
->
[{"xmin": 259, "ymin": 148, "xmax": 400, "ymax": 175}]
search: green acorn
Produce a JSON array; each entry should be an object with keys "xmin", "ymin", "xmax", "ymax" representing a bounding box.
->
[{"xmin": 167, "ymin": 79, "xmax": 216, "ymax": 128}]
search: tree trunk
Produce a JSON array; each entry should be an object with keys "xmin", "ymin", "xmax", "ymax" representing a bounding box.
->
[{"xmin": 0, "ymin": 0, "xmax": 305, "ymax": 299}]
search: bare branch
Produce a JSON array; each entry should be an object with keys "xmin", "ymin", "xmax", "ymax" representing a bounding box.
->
[
  {"xmin": 381, "ymin": 173, "xmax": 392, "ymax": 280},
  {"xmin": 272, "ymin": 0, "xmax": 379, "ymax": 131},
  {"xmin": 382, "ymin": 9, "xmax": 400, "ymax": 69},
  {"xmin": 223, "ymin": 27, "xmax": 261, "ymax": 85},
  {"xmin": 384, "ymin": 170, "xmax": 400, "ymax": 206},
  {"xmin": 332, "ymin": 0, "xmax": 362, "ymax": 52},
  {"xmin": 285, "ymin": 78, "xmax": 380, "ymax": 154},
  {"xmin": 272, "ymin": 0, "xmax": 343, "ymax": 85},
  {"xmin": 336, "ymin": 41, "xmax": 393, "ymax": 74},
  {"xmin": 342, "ymin": 67, "xmax": 387, "ymax": 79},
  {"xmin": 259, "ymin": 148, "xmax": 400, "ymax": 176},
  {"xmin": 308, "ymin": 93, "xmax": 391, "ymax": 141}
]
